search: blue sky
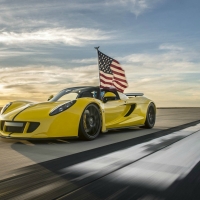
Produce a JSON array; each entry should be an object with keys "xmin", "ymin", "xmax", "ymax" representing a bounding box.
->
[{"xmin": 0, "ymin": 0, "xmax": 200, "ymax": 106}]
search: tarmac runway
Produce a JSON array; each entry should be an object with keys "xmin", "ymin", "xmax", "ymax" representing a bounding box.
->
[{"xmin": 0, "ymin": 108, "xmax": 200, "ymax": 199}]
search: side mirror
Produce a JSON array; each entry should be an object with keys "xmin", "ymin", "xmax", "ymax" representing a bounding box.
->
[
  {"xmin": 48, "ymin": 95, "xmax": 54, "ymax": 101},
  {"xmin": 103, "ymin": 92, "xmax": 116, "ymax": 103}
]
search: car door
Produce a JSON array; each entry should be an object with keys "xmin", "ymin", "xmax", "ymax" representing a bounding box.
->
[{"xmin": 103, "ymin": 91, "xmax": 129, "ymax": 128}]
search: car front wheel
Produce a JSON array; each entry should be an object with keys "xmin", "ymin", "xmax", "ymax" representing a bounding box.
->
[{"xmin": 79, "ymin": 104, "xmax": 101, "ymax": 140}]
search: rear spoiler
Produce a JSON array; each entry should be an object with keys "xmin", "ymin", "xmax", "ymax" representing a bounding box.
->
[{"xmin": 125, "ymin": 93, "xmax": 144, "ymax": 97}]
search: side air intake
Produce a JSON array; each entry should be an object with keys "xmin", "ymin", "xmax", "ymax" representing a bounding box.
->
[{"xmin": 124, "ymin": 104, "xmax": 136, "ymax": 117}]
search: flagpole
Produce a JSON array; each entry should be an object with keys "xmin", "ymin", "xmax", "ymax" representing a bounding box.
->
[{"xmin": 94, "ymin": 46, "xmax": 100, "ymax": 87}]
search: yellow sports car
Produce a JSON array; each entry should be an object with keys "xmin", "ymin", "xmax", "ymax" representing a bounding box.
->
[{"xmin": 0, "ymin": 86, "xmax": 156, "ymax": 140}]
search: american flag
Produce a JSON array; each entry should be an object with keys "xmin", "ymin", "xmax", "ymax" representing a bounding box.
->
[{"xmin": 98, "ymin": 50, "xmax": 128, "ymax": 93}]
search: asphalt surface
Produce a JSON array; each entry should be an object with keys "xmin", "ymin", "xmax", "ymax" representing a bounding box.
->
[{"xmin": 0, "ymin": 108, "xmax": 200, "ymax": 199}]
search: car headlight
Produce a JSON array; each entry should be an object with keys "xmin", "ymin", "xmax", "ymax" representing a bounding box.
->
[
  {"xmin": 1, "ymin": 102, "xmax": 12, "ymax": 115},
  {"xmin": 49, "ymin": 100, "xmax": 76, "ymax": 116}
]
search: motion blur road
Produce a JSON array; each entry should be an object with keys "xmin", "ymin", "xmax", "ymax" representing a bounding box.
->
[{"xmin": 0, "ymin": 108, "xmax": 200, "ymax": 199}]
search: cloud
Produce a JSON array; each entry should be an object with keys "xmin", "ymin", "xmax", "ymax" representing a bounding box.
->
[
  {"xmin": 118, "ymin": 45, "xmax": 200, "ymax": 106},
  {"xmin": 0, "ymin": 51, "xmax": 36, "ymax": 58},
  {"xmin": 0, "ymin": 43, "xmax": 200, "ymax": 107},
  {"xmin": 71, "ymin": 58, "xmax": 96, "ymax": 64},
  {"xmin": 119, "ymin": 45, "xmax": 200, "ymax": 74},
  {"xmin": 0, "ymin": 28, "xmax": 112, "ymax": 46},
  {"xmin": 159, "ymin": 44, "xmax": 184, "ymax": 51},
  {"xmin": 106, "ymin": 0, "xmax": 163, "ymax": 16},
  {"xmin": 125, "ymin": 73, "xmax": 200, "ymax": 107},
  {"xmin": 0, "ymin": 65, "xmax": 99, "ymax": 105}
]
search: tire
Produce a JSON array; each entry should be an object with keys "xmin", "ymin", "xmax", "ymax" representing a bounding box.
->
[
  {"xmin": 144, "ymin": 103, "xmax": 156, "ymax": 128},
  {"xmin": 78, "ymin": 104, "xmax": 101, "ymax": 140}
]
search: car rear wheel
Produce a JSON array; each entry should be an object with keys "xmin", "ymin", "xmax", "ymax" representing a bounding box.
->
[
  {"xmin": 144, "ymin": 103, "xmax": 156, "ymax": 128},
  {"xmin": 79, "ymin": 104, "xmax": 101, "ymax": 140}
]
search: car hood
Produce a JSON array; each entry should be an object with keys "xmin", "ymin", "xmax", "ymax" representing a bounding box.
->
[{"xmin": 1, "ymin": 101, "xmax": 72, "ymax": 121}]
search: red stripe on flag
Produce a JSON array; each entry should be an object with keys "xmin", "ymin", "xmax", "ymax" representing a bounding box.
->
[
  {"xmin": 111, "ymin": 70, "xmax": 126, "ymax": 77},
  {"xmin": 100, "ymin": 86, "xmax": 116, "ymax": 91},
  {"xmin": 113, "ymin": 76, "xmax": 128, "ymax": 84},
  {"xmin": 112, "ymin": 59, "xmax": 119, "ymax": 64},
  {"xmin": 100, "ymin": 84, "xmax": 114, "ymax": 89},
  {"xmin": 100, "ymin": 73, "xmax": 113, "ymax": 80},
  {"xmin": 113, "ymin": 80, "xmax": 128, "ymax": 88},
  {"xmin": 113, "ymin": 83, "xmax": 125, "ymax": 93},
  {"xmin": 114, "ymin": 86, "xmax": 123, "ymax": 93},
  {"xmin": 100, "ymin": 78, "xmax": 113, "ymax": 84},
  {"xmin": 110, "ymin": 64, "xmax": 125, "ymax": 72},
  {"xmin": 114, "ymin": 80, "xmax": 126, "ymax": 88}
]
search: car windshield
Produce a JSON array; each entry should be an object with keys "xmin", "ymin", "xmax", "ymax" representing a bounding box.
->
[
  {"xmin": 57, "ymin": 93, "xmax": 78, "ymax": 101},
  {"xmin": 50, "ymin": 90, "xmax": 78, "ymax": 102}
]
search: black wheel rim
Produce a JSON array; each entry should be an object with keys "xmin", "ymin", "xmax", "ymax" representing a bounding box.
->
[
  {"xmin": 148, "ymin": 106, "xmax": 155, "ymax": 125},
  {"xmin": 83, "ymin": 105, "xmax": 100, "ymax": 136}
]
